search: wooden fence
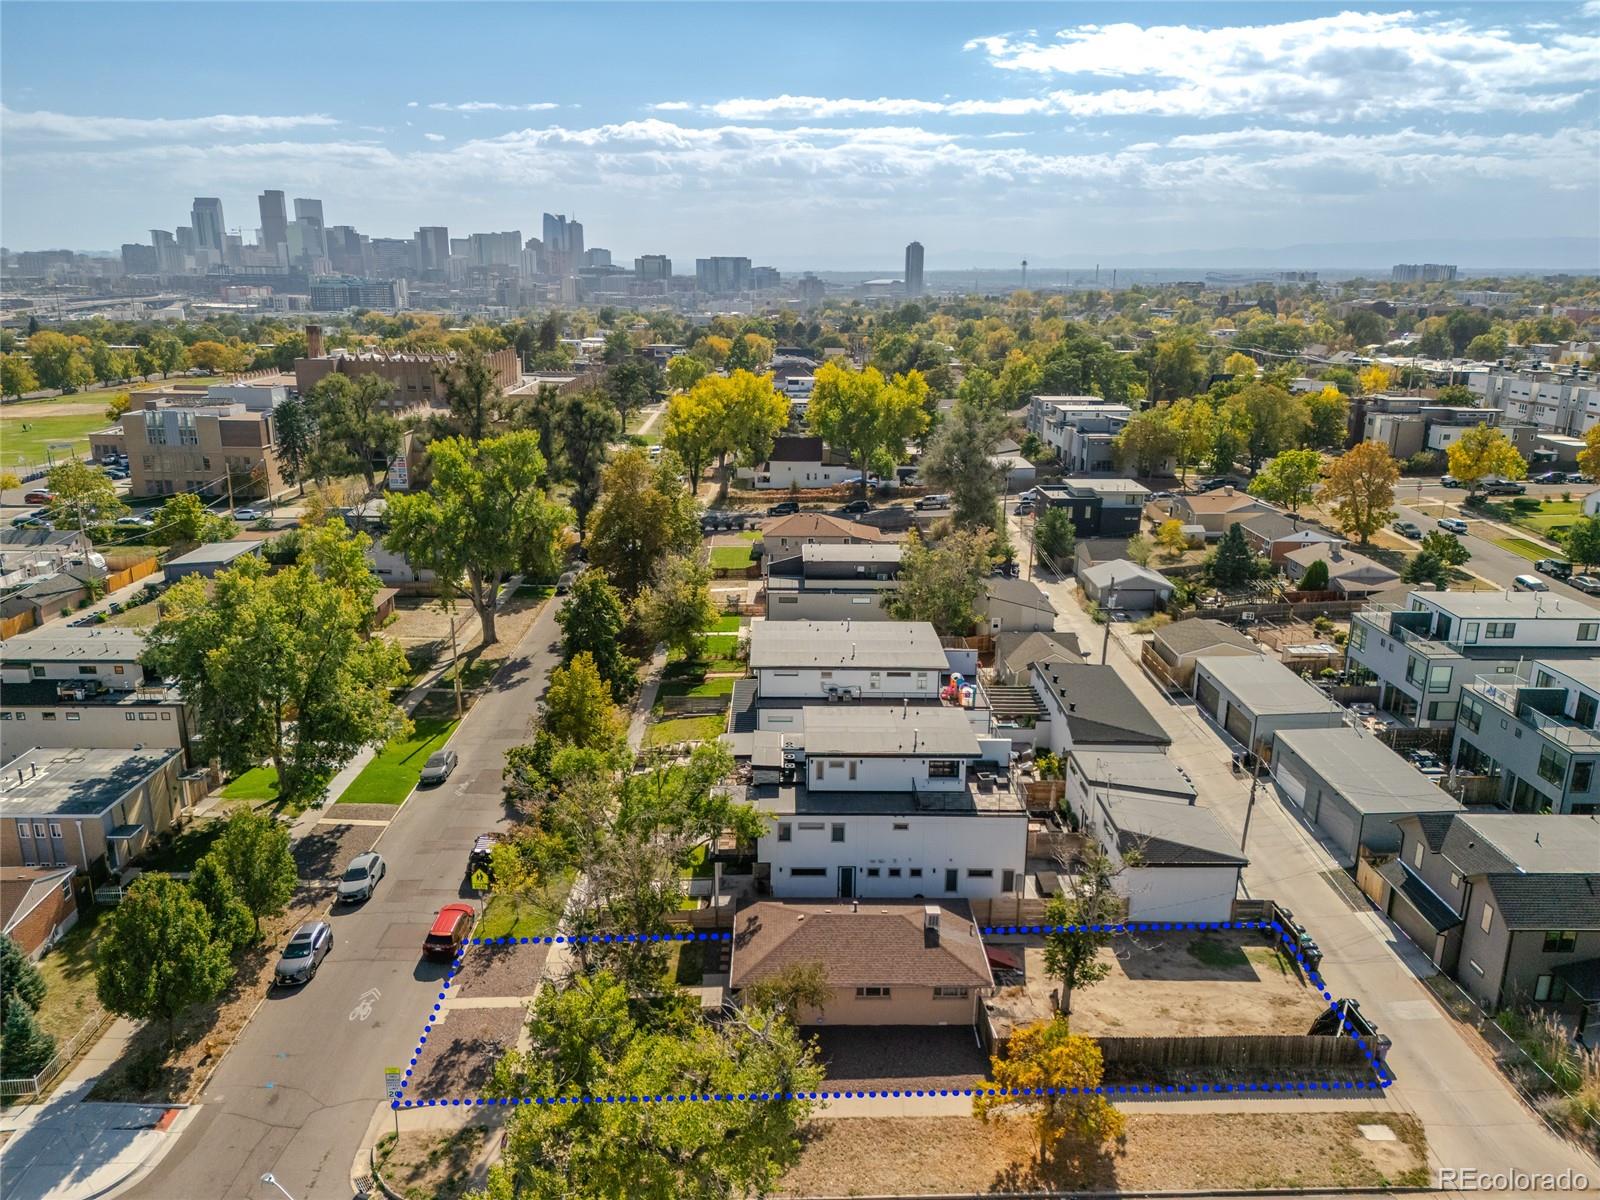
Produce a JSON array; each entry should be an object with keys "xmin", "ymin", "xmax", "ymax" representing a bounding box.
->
[
  {"xmin": 105, "ymin": 556, "xmax": 159, "ymax": 592},
  {"xmin": 0, "ymin": 610, "xmax": 36, "ymax": 640},
  {"xmin": 1022, "ymin": 780, "xmax": 1065, "ymax": 812},
  {"xmin": 971, "ymin": 896, "xmax": 1051, "ymax": 926},
  {"xmin": 1097, "ymin": 1033, "xmax": 1370, "ymax": 1074},
  {"xmin": 1378, "ymin": 726, "xmax": 1453, "ymax": 754},
  {"xmin": 658, "ymin": 696, "xmax": 732, "ymax": 717}
]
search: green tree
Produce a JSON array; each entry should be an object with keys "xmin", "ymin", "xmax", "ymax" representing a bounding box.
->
[
  {"xmin": 1247, "ymin": 449, "xmax": 1321, "ymax": 513},
  {"xmin": 305, "ymin": 372, "xmax": 402, "ymax": 495},
  {"xmin": 1207, "ymin": 522, "xmax": 1256, "ymax": 589},
  {"xmin": 1144, "ymin": 332, "xmax": 1205, "ymax": 402},
  {"xmin": 1040, "ymin": 845, "xmax": 1126, "ymax": 1015},
  {"xmin": 187, "ymin": 855, "xmax": 255, "ymax": 951},
  {"xmin": 1564, "ymin": 516, "xmax": 1600, "ymax": 568},
  {"xmin": 587, "ymin": 448, "xmax": 700, "ymax": 598},
  {"xmin": 1420, "ymin": 529, "xmax": 1471, "ymax": 567},
  {"xmin": 557, "ymin": 390, "xmax": 621, "ymax": 535},
  {"xmin": 1322, "ymin": 441, "xmax": 1399, "ymax": 545},
  {"xmin": 665, "ymin": 354, "xmax": 708, "ymax": 393},
  {"xmin": 1402, "ymin": 549, "xmax": 1448, "ymax": 588},
  {"xmin": 662, "ymin": 381, "xmax": 724, "ymax": 486},
  {"xmin": 0, "ymin": 353, "xmax": 40, "ymax": 399},
  {"xmin": 603, "ymin": 358, "xmax": 660, "ymax": 428},
  {"xmin": 1297, "ymin": 557, "xmax": 1330, "ymax": 591},
  {"xmin": 1167, "ymin": 396, "xmax": 1217, "ymax": 485},
  {"xmin": 385, "ymin": 433, "xmax": 570, "ymax": 645},
  {"xmin": 151, "ymin": 492, "xmax": 237, "ymax": 546},
  {"xmin": 1227, "ymin": 382, "xmax": 1307, "ymax": 468},
  {"xmin": 272, "ymin": 394, "xmax": 314, "ymax": 496},
  {"xmin": 542, "ymin": 652, "xmax": 626, "ymax": 751},
  {"xmin": 1447, "ymin": 424, "xmax": 1526, "ymax": 495},
  {"xmin": 1223, "ymin": 351, "xmax": 1258, "ymax": 380},
  {"xmin": 104, "ymin": 391, "xmax": 133, "ymax": 422},
  {"xmin": 1435, "ymin": 383, "xmax": 1477, "ymax": 407},
  {"xmin": 556, "ymin": 569, "xmax": 637, "ymax": 700},
  {"xmin": 142, "ymin": 556, "xmax": 407, "ymax": 806},
  {"xmin": 1, "ymin": 1002, "xmax": 55, "ymax": 1078},
  {"xmin": 1033, "ymin": 507, "xmax": 1076, "ymax": 571},
  {"xmin": 631, "ymin": 553, "xmax": 717, "ymax": 660},
  {"xmin": 806, "ymin": 360, "xmax": 929, "ymax": 496},
  {"xmin": 207, "ymin": 809, "xmax": 297, "ymax": 937},
  {"xmin": 1343, "ymin": 309, "xmax": 1389, "ymax": 346},
  {"xmin": 742, "ymin": 962, "xmax": 832, "ymax": 1022},
  {"xmin": 1303, "ymin": 386, "xmax": 1349, "ymax": 451},
  {"xmin": 95, "ymin": 874, "xmax": 232, "ymax": 1048},
  {"xmin": 440, "ymin": 348, "xmax": 512, "ymax": 442},
  {"xmin": 45, "ymin": 460, "xmax": 127, "ymax": 532},
  {"xmin": 0, "ymin": 934, "xmax": 47, "ymax": 1022},
  {"xmin": 886, "ymin": 529, "xmax": 992, "ymax": 635},
  {"xmin": 1113, "ymin": 408, "xmax": 1178, "ymax": 477},
  {"xmin": 26, "ymin": 331, "xmax": 94, "ymax": 392},
  {"xmin": 973, "ymin": 1018, "xmax": 1125, "ymax": 1168},
  {"xmin": 1155, "ymin": 518, "xmax": 1190, "ymax": 560},
  {"xmin": 717, "ymin": 370, "xmax": 790, "ymax": 475},
  {"xmin": 918, "ymin": 393, "xmax": 1008, "ymax": 530}
]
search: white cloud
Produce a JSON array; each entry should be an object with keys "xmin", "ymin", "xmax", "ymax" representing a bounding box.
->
[
  {"xmin": 966, "ymin": 12, "xmax": 1599, "ymax": 120},
  {"xmin": 423, "ymin": 132, "xmax": 446, "ymax": 142},
  {"xmin": 650, "ymin": 101, "xmax": 694, "ymax": 112},
  {"xmin": 697, "ymin": 94, "xmax": 1054, "ymax": 119},
  {"xmin": 0, "ymin": 106, "xmax": 339, "ymax": 141},
  {"xmin": 406, "ymin": 101, "xmax": 419, "ymax": 108},
  {"xmin": 426, "ymin": 101, "xmax": 560, "ymax": 113}
]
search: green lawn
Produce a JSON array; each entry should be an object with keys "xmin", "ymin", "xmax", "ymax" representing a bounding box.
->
[
  {"xmin": 476, "ymin": 872, "xmax": 572, "ymax": 939},
  {"xmin": 1186, "ymin": 936, "xmax": 1249, "ymax": 970},
  {"xmin": 337, "ymin": 716, "xmax": 460, "ymax": 805},
  {"xmin": 1494, "ymin": 536, "xmax": 1551, "ymax": 562},
  {"xmin": 643, "ymin": 714, "xmax": 727, "ymax": 748},
  {"xmin": 664, "ymin": 940, "xmax": 706, "ymax": 986},
  {"xmin": 0, "ymin": 409, "xmax": 116, "ymax": 471},
  {"xmin": 704, "ymin": 613, "xmax": 744, "ymax": 633},
  {"xmin": 221, "ymin": 765, "xmax": 281, "ymax": 803},
  {"xmin": 657, "ymin": 675, "xmax": 736, "ymax": 700},
  {"xmin": 680, "ymin": 843, "xmax": 716, "ymax": 880},
  {"xmin": 442, "ymin": 655, "xmax": 497, "ymax": 691},
  {"xmin": 1484, "ymin": 498, "xmax": 1582, "ymax": 536},
  {"xmin": 31, "ymin": 909, "xmax": 109, "ymax": 1045},
  {"xmin": 667, "ymin": 633, "xmax": 742, "ymax": 674},
  {"xmin": 141, "ymin": 819, "xmax": 227, "ymax": 873},
  {"xmin": 709, "ymin": 544, "xmax": 756, "ymax": 571}
]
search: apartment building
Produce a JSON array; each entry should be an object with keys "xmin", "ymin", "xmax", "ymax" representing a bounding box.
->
[
  {"xmin": 0, "ymin": 681, "xmax": 192, "ymax": 757},
  {"xmin": 1455, "ymin": 657, "xmax": 1600, "ymax": 814},
  {"xmin": 1027, "ymin": 479, "xmax": 1150, "ymax": 538},
  {"xmin": 1382, "ymin": 812, "xmax": 1600, "ymax": 1020},
  {"xmin": 292, "ymin": 324, "xmax": 518, "ymax": 409},
  {"xmin": 746, "ymin": 619, "xmax": 951, "ymax": 702},
  {"xmin": 122, "ymin": 402, "xmax": 285, "ymax": 500},
  {"xmin": 1024, "ymin": 396, "xmax": 1133, "ymax": 473},
  {"xmin": 1468, "ymin": 365, "xmax": 1600, "ymax": 437},
  {"xmin": 764, "ymin": 543, "xmax": 902, "ymax": 621},
  {"xmin": 1364, "ymin": 403, "xmax": 1534, "ymax": 460},
  {"xmin": 0, "ymin": 747, "xmax": 185, "ymax": 873},
  {"xmin": 0, "ymin": 628, "xmax": 150, "ymax": 693},
  {"xmin": 1349, "ymin": 590, "xmax": 1600, "ymax": 728}
]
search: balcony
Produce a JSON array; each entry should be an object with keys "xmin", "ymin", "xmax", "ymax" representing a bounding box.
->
[{"xmin": 1464, "ymin": 674, "xmax": 1600, "ymax": 751}]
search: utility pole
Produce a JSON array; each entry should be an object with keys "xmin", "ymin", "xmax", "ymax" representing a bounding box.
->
[
  {"xmin": 448, "ymin": 608, "xmax": 464, "ymax": 718},
  {"xmin": 1240, "ymin": 766, "xmax": 1259, "ymax": 851},
  {"xmin": 1101, "ymin": 589, "xmax": 1118, "ymax": 664}
]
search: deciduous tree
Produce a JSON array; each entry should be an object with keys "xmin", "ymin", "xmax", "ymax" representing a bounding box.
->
[
  {"xmin": 974, "ymin": 1018, "xmax": 1125, "ymax": 1168},
  {"xmin": 152, "ymin": 492, "xmax": 237, "ymax": 547},
  {"xmin": 1579, "ymin": 425, "xmax": 1600, "ymax": 483},
  {"xmin": 45, "ymin": 460, "xmax": 127, "ymax": 532},
  {"xmin": 1303, "ymin": 386, "xmax": 1349, "ymax": 451},
  {"xmin": 384, "ymin": 433, "xmax": 570, "ymax": 644},
  {"xmin": 1040, "ymin": 846, "xmax": 1126, "ymax": 1016},
  {"xmin": 187, "ymin": 854, "xmax": 256, "ymax": 951},
  {"xmin": 1156, "ymin": 518, "xmax": 1189, "ymax": 560},
  {"xmin": 26, "ymin": 331, "xmax": 94, "ymax": 393},
  {"xmin": 1033, "ymin": 507, "xmax": 1076, "ymax": 571},
  {"xmin": 806, "ymin": 361, "xmax": 929, "ymax": 496},
  {"xmin": 556, "ymin": 569, "xmax": 637, "ymax": 700},
  {"xmin": 542, "ymin": 652, "xmax": 626, "ymax": 752},
  {"xmin": 207, "ymin": 809, "xmax": 297, "ymax": 937},
  {"xmin": 305, "ymin": 372, "xmax": 402, "ymax": 495},
  {"xmin": 1447, "ymin": 424, "xmax": 1527, "ymax": 496},
  {"xmin": 272, "ymin": 394, "xmax": 314, "ymax": 495},
  {"xmin": 1564, "ymin": 516, "xmax": 1600, "ymax": 568},
  {"xmin": 557, "ymin": 390, "xmax": 621, "ymax": 535},
  {"xmin": 1247, "ymin": 449, "xmax": 1321, "ymax": 514},
  {"xmin": 918, "ymin": 393, "xmax": 1008, "ymax": 530},
  {"xmin": 886, "ymin": 529, "xmax": 991, "ymax": 635},
  {"xmin": 1113, "ymin": 408, "xmax": 1178, "ymax": 477},
  {"xmin": 665, "ymin": 354, "xmax": 708, "ymax": 393},
  {"xmin": 587, "ymin": 448, "xmax": 700, "ymax": 598},
  {"xmin": 1322, "ymin": 441, "xmax": 1399, "ymax": 545},
  {"xmin": 0, "ymin": 353, "xmax": 39, "ymax": 399},
  {"xmin": 631, "ymin": 554, "xmax": 717, "ymax": 660}
]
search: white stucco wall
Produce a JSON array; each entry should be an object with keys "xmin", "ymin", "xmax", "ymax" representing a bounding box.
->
[{"xmin": 760, "ymin": 811, "xmax": 1027, "ymax": 899}]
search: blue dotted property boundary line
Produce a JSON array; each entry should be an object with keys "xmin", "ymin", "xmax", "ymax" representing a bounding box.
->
[{"xmin": 391, "ymin": 918, "xmax": 1391, "ymax": 1109}]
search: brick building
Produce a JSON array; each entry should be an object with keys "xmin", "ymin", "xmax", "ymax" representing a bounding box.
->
[{"xmin": 293, "ymin": 324, "xmax": 519, "ymax": 410}]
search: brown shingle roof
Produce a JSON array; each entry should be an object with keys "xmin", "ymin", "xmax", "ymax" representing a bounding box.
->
[
  {"xmin": 729, "ymin": 900, "xmax": 992, "ymax": 990},
  {"xmin": 762, "ymin": 513, "xmax": 884, "ymax": 542}
]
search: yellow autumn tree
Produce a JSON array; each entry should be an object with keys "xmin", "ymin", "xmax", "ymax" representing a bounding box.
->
[
  {"xmin": 1322, "ymin": 440, "xmax": 1399, "ymax": 544},
  {"xmin": 1358, "ymin": 364, "xmax": 1393, "ymax": 395},
  {"xmin": 973, "ymin": 1017, "xmax": 1125, "ymax": 1167}
]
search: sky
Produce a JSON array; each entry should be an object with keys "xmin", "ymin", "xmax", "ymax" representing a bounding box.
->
[{"xmin": 2, "ymin": 1, "xmax": 1598, "ymax": 269}]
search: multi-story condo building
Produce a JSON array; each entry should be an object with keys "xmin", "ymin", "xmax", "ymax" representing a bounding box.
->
[
  {"xmin": 293, "ymin": 325, "xmax": 517, "ymax": 407},
  {"xmin": 1455, "ymin": 657, "xmax": 1600, "ymax": 814},
  {"xmin": 1024, "ymin": 395, "xmax": 1133, "ymax": 472},
  {"xmin": 695, "ymin": 256, "xmax": 752, "ymax": 295},
  {"xmin": 1349, "ymin": 590, "xmax": 1600, "ymax": 729},
  {"xmin": 904, "ymin": 242, "xmax": 924, "ymax": 297},
  {"xmin": 764, "ymin": 544, "xmax": 902, "ymax": 621},
  {"xmin": 1468, "ymin": 365, "xmax": 1600, "ymax": 438},
  {"xmin": 122, "ymin": 403, "xmax": 285, "ymax": 500},
  {"xmin": 1391, "ymin": 263, "xmax": 1457, "ymax": 283}
]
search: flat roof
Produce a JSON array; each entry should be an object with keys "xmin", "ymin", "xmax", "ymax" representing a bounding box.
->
[
  {"xmin": 1, "ymin": 627, "xmax": 146, "ymax": 663},
  {"xmin": 1417, "ymin": 590, "xmax": 1600, "ymax": 620},
  {"xmin": 1069, "ymin": 751, "xmax": 1196, "ymax": 800},
  {"xmin": 750, "ymin": 776, "xmax": 1024, "ymax": 816},
  {"xmin": 165, "ymin": 539, "xmax": 263, "ymax": 567},
  {"xmin": 802, "ymin": 704, "xmax": 980, "ymax": 758},
  {"xmin": 1194, "ymin": 654, "xmax": 1343, "ymax": 716},
  {"xmin": 1275, "ymin": 727, "xmax": 1460, "ymax": 813},
  {"xmin": 749, "ymin": 619, "xmax": 948, "ymax": 671},
  {"xmin": 0, "ymin": 747, "xmax": 179, "ymax": 818},
  {"xmin": 800, "ymin": 543, "xmax": 902, "ymax": 564}
]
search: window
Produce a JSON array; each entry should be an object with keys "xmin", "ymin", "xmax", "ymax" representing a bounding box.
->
[
  {"xmin": 1428, "ymin": 665, "xmax": 1452, "ymax": 694},
  {"xmin": 32, "ymin": 823, "xmax": 45, "ymax": 838},
  {"xmin": 30, "ymin": 666, "xmax": 44, "ymax": 678},
  {"xmin": 1427, "ymin": 701, "xmax": 1457, "ymax": 722},
  {"xmin": 1349, "ymin": 622, "xmax": 1367, "ymax": 651},
  {"xmin": 777, "ymin": 824, "xmax": 791, "ymax": 842},
  {"xmin": 927, "ymin": 760, "xmax": 960, "ymax": 779},
  {"xmin": 113, "ymin": 665, "xmax": 125, "ymax": 675},
  {"xmin": 77, "ymin": 666, "xmax": 96, "ymax": 676},
  {"xmin": 1486, "ymin": 622, "xmax": 1517, "ymax": 639},
  {"xmin": 41, "ymin": 712, "xmax": 56, "ymax": 721},
  {"xmin": 1576, "ymin": 693, "xmax": 1599, "ymax": 728},
  {"xmin": 125, "ymin": 713, "xmax": 137, "ymax": 722},
  {"xmin": 1581, "ymin": 624, "xmax": 1599, "ymax": 642},
  {"xmin": 819, "ymin": 671, "xmax": 832, "ymax": 680},
  {"xmin": 1575, "ymin": 762, "xmax": 1594, "ymax": 793},
  {"xmin": 932, "ymin": 986, "xmax": 969, "ymax": 999},
  {"xmin": 854, "ymin": 986, "xmax": 891, "ymax": 999},
  {"xmin": 1460, "ymin": 696, "xmax": 1483, "ymax": 733},
  {"xmin": 49, "ymin": 823, "xmax": 61, "ymax": 839},
  {"xmin": 888, "ymin": 868, "xmax": 901, "ymax": 877},
  {"xmin": 1538, "ymin": 744, "xmax": 1569, "ymax": 787},
  {"xmin": 1535, "ymin": 974, "xmax": 1554, "ymax": 1001},
  {"xmin": 909, "ymin": 868, "xmax": 923, "ymax": 878},
  {"xmin": 1405, "ymin": 656, "xmax": 1424, "ymax": 686},
  {"xmin": 789, "ymin": 867, "xmax": 826, "ymax": 877},
  {"xmin": 138, "ymin": 712, "xmax": 157, "ymax": 722},
  {"xmin": 967, "ymin": 868, "xmax": 994, "ymax": 879},
  {"xmin": 1412, "ymin": 842, "xmax": 1424, "ymax": 868},
  {"xmin": 65, "ymin": 713, "xmax": 79, "ymax": 721},
  {"xmin": 1480, "ymin": 903, "xmax": 1494, "ymax": 934},
  {"xmin": 1543, "ymin": 930, "xmax": 1578, "ymax": 954},
  {"xmin": 798, "ymin": 822, "xmax": 824, "ymax": 831},
  {"xmin": 831, "ymin": 824, "xmax": 846, "ymax": 843},
  {"xmin": 866, "ymin": 868, "xmax": 880, "ymax": 878},
  {"xmin": 847, "ymin": 760, "xmax": 857, "ymax": 781},
  {"xmin": 887, "ymin": 671, "xmax": 910, "ymax": 679},
  {"xmin": 160, "ymin": 712, "xmax": 172, "ymax": 721},
  {"xmin": 892, "ymin": 822, "xmax": 909, "ymax": 831},
  {"xmin": 17, "ymin": 821, "xmax": 31, "ymax": 840}
]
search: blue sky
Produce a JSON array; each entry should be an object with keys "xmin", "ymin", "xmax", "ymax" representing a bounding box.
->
[{"xmin": 2, "ymin": 2, "xmax": 1597, "ymax": 267}]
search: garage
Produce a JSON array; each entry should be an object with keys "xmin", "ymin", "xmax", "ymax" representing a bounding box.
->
[
  {"xmin": 1314, "ymin": 790, "xmax": 1360, "ymax": 859},
  {"xmin": 1195, "ymin": 675, "xmax": 1221, "ymax": 721},
  {"xmin": 1273, "ymin": 756, "xmax": 1308, "ymax": 807},
  {"xmin": 1190, "ymin": 654, "xmax": 1344, "ymax": 761},
  {"xmin": 1223, "ymin": 702, "xmax": 1252, "ymax": 748}
]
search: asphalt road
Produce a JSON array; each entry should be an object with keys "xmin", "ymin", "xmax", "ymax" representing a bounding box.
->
[{"xmin": 126, "ymin": 599, "xmax": 560, "ymax": 1200}]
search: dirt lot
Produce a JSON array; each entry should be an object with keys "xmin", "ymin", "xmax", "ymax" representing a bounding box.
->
[
  {"xmin": 813, "ymin": 1027, "xmax": 989, "ymax": 1092},
  {"xmin": 779, "ymin": 1110, "xmax": 1427, "ymax": 1195},
  {"xmin": 409, "ymin": 1007, "xmax": 525, "ymax": 1098},
  {"xmin": 452, "ymin": 941, "xmax": 549, "ymax": 1000},
  {"xmin": 89, "ymin": 821, "xmax": 381, "ymax": 1103},
  {"xmin": 985, "ymin": 929, "xmax": 1326, "ymax": 1038},
  {"xmin": 374, "ymin": 1122, "xmax": 497, "ymax": 1200}
]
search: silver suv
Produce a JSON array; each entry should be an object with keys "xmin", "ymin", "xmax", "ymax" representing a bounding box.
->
[{"xmin": 274, "ymin": 921, "xmax": 332, "ymax": 987}]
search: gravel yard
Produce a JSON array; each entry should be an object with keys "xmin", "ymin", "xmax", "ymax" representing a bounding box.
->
[
  {"xmin": 452, "ymin": 940, "xmax": 550, "ymax": 999},
  {"xmin": 409, "ymin": 1007, "xmax": 526, "ymax": 1098},
  {"xmin": 779, "ymin": 1111, "xmax": 1427, "ymax": 1195},
  {"xmin": 292, "ymin": 822, "xmax": 383, "ymax": 903},
  {"xmin": 320, "ymin": 803, "xmax": 400, "ymax": 824},
  {"xmin": 812, "ymin": 1027, "xmax": 988, "ymax": 1092}
]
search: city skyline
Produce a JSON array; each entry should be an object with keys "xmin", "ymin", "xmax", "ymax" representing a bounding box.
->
[{"xmin": 3, "ymin": 2, "xmax": 1598, "ymax": 267}]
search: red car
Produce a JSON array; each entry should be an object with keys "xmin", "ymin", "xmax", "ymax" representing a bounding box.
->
[
  {"xmin": 423, "ymin": 902, "xmax": 475, "ymax": 961},
  {"xmin": 23, "ymin": 490, "xmax": 53, "ymax": 504}
]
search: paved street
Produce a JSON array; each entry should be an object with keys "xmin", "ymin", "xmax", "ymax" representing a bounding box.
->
[
  {"xmin": 1015, "ymin": 512, "xmax": 1599, "ymax": 1188},
  {"xmin": 123, "ymin": 598, "xmax": 561, "ymax": 1200}
]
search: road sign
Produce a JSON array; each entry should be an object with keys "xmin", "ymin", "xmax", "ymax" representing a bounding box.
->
[
  {"xmin": 384, "ymin": 1067, "xmax": 404, "ymax": 1100},
  {"xmin": 470, "ymin": 868, "xmax": 490, "ymax": 892}
]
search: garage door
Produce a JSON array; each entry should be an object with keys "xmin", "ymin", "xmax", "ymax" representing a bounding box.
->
[
  {"xmin": 1224, "ymin": 702, "xmax": 1252, "ymax": 747},
  {"xmin": 1195, "ymin": 675, "xmax": 1221, "ymax": 719},
  {"xmin": 1274, "ymin": 757, "xmax": 1308, "ymax": 806},
  {"xmin": 1315, "ymin": 791, "xmax": 1360, "ymax": 862}
]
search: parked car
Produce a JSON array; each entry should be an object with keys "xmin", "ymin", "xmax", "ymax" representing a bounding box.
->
[
  {"xmin": 419, "ymin": 749, "xmax": 459, "ymax": 786},
  {"xmin": 1392, "ymin": 520, "xmax": 1423, "ymax": 539},
  {"xmin": 1012, "ymin": 501, "xmax": 1034, "ymax": 515},
  {"xmin": 234, "ymin": 507, "xmax": 264, "ymax": 521},
  {"xmin": 1572, "ymin": 574, "xmax": 1600, "ymax": 595},
  {"xmin": 765, "ymin": 500, "xmax": 799, "ymax": 517},
  {"xmin": 1568, "ymin": 473, "xmax": 1594, "ymax": 485},
  {"xmin": 423, "ymin": 903, "xmax": 476, "ymax": 962},
  {"xmin": 1532, "ymin": 470, "xmax": 1566, "ymax": 484},
  {"xmin": 1512, "ymin": 574, "xmax": 1550, "ymax": 592},
  {"xmin": 1193, "ymin": 476, "xmax": 1233, "ymax": 492},
  {"xmin": 274, "ymin": 920, "xmax": 333, "ymax": 986},
  {"xmin": 555, "ymin": 571, "xmax": 577, "ymax": 595},
  {"xmin": 1148, "ymin": 491, "xmax": 1175, "ymax": 502},
  {"xmin": 114, "ymin": 515, "xmax": 153, "ymax": 529},
  {"xmin": 1535, "ymin": 558, "xmax": 1572, "ymax": 580},
  {"xmin": 23, "ymin": 490, "xmax": 53, "ymax": 504},
  {"xmin": 839, "ymin": 499, "xmax": 871, "ymax": 515},
  {"xmin": 105, "ymin": 467, "xmax": 129, "ymax": 480},
  {"xmin": 916, "ymin": 494, "xmax": 950, "ymax": 510},
  {"xmin": 1439, "ymin": 475, "xmax": 1462, "ymax": 488},
  {"xmin": 10, "ymin": 514, "xmax": 49, "ymax": 529},
  {"xmin": 1483, "ymin": 480, "xmax": 1526, "ymax": 496},
  {"xmin": 337, "ymin": 852, "xmax": 387, "ymax": 903},
  {"xmin": 468, "ymin": 833, "xmax": 500, "ymax": 878},
  {"xmin": 1437, "ymin": 517, "xmax": 1469, "ymax": 534}
]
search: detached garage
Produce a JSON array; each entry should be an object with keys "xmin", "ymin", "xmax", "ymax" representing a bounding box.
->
[
  {"xmin": 1190, "ymin": 654, "xmax": 1343, "ymax": 760},
  {"xmin": 1078, "ymin": 560, "xmax": 1175, "ymax": 615},
  {"xmin": 1272, "ymin": 727, "xmax": 1460, "ymax": 865}
]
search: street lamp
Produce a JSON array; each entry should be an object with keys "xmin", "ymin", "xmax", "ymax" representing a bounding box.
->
[{"xmin": 261, "ymin": 1174, "xmax": 297, "ymax": 1200}]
